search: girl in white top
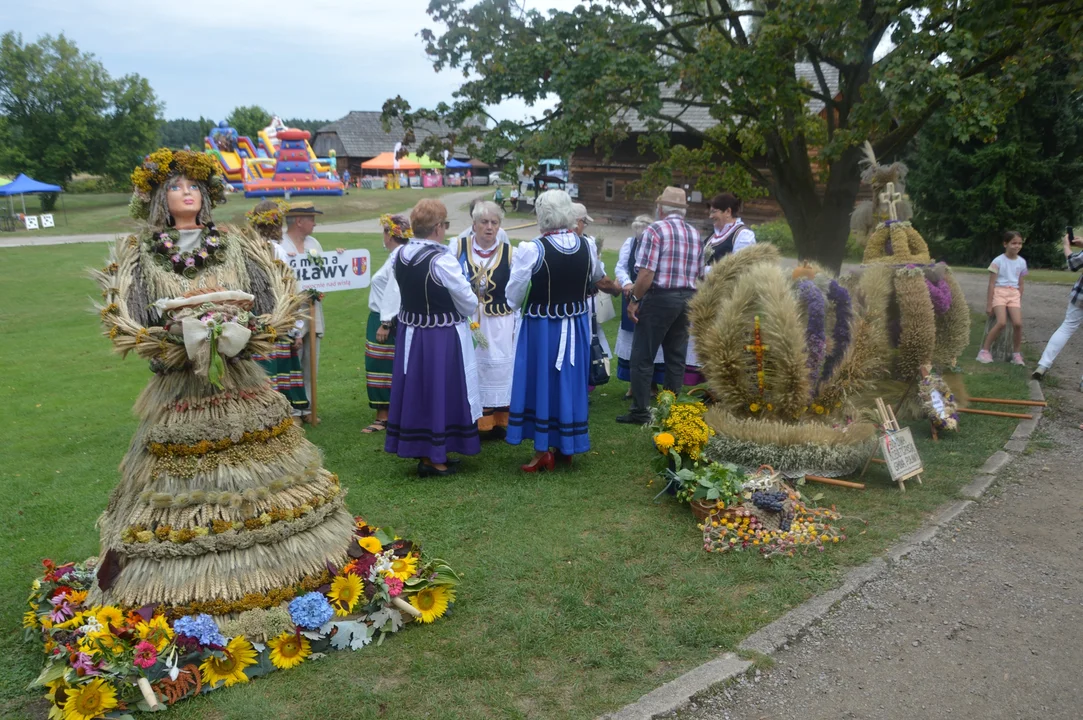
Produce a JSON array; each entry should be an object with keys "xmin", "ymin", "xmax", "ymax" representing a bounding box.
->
[{"xmin": 977, "ymin": 230, "xmax": 1028, "ymax": 365}]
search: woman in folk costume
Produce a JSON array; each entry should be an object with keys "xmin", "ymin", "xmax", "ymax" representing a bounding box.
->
[
  {"xmin": 685, "ymin": 192, "xmax": 757, "ymax": 385},
  {"xmin": 247, "ymin": 199, "xmax": 310, "ymax": 419},
  {"xmin": 362, "ymin": 214, "xmax": 412, "ymax": 434},
  {"xmin": 447, "ymin": 201, "xmax": 516, "ymax": 440},
  {"xmin": 615, "ymin": 214, "xmax": 665, "ymax": 393},
  {"xmin": 506, "ymin": 190, "xmax": 604, "ymax": 472},
  {"xmin": 384, "ymin": 199, "xmax": 482, "ymax": 477},
  {"xmin": 89, "ymin": 149, "xmax": 354, "ymax": 611}
]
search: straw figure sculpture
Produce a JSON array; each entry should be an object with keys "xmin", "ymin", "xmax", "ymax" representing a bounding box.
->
[
  {"xmin": 688, "ymin": 244, "xmax": 883, "ymax": 477},
  {"xmin": 848, "ymin": 143, "xmax": 970, "ymax": 379},
  {"xmin": 89, "ymin": 163, "xmax": 354, "ymax": 614}
]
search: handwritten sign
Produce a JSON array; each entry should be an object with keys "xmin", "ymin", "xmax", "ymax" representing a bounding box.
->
[
  {"xmin": 929, "ymin": 389, "xmax": 948, "ymax": 420},
  {"xmin": 286, "ymin": 249, "xmax": 371, "ymax": 293},
  {"xmin": 879, "ymin": 427, "xmax": 923, "ymax": 482}
]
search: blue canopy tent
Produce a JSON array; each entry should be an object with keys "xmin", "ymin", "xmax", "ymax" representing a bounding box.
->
[
  {"xmin": 445, "ymin": 158, "xmax": 472, "ymax": 169},
  {"xmin": 0, "ymin": 173, "xmax": 66, "ymax": 227}
]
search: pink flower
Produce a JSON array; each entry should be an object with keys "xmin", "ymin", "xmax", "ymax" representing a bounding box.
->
[
  {"xmin": 170, "ymin": 254, "xmax": 181, "ymax": 264},
  {"xmin": 197, "ymin": 249, "xmax": 209, "ymax": 258},
  {"xmin": 72, "ymin": 652, "xmax": 101, "ymax": 676},
  {"xmin": 384, "ymin": 576, "xmax": 404, "ymax": 597},
  {"xmin": 184, "ymin": 257, "xmax": 196, "ymax": 267},
  {"xmin": 162, "ymin": 239, "xmax": 174, "ymax": 249},
  {"xmin": 133, "ymin": 640, "xmax": 157, "ymax": 669},
  {"xmin": 48, "ymin": 600, "xmax": 73, "ymax": 623}
]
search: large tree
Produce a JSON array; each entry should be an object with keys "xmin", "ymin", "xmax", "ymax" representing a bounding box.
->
[
  {"xmin": 226, "ymin": 105, "xmax": 272, "ymax": 141},
  {"xmin": 158, "ymin": 117, "xmax": 216, "ymax": 149},
  {"xmin": 0, "ymin": 32, "xmax": 161, "ymax": 187},
  {"xmin": 387, "ymin": 0, "xmax": 1083, "ymax": 270},
  {"xmin": 907, "ymin": 55, "xmax": 1083, "ymax": 268}
]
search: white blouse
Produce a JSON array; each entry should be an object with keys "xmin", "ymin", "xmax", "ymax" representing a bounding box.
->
[
  {"xmin": 614, "ymin": 236, "xmax": 636, "ymax": 287},
  {"xmin": 367, "ymin": 256, "xmax": 401, "ymax": 323},
  {"xmin": 506, "ymin": 230, "xmax": 605, "ymax": 309}
]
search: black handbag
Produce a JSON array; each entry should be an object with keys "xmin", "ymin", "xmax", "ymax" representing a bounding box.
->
[{"xmin": 588, "ymin": 295, "xmax": 611, "ymax": 386}]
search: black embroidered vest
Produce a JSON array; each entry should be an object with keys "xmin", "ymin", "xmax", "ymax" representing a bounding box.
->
[
  {"xmin": 395, "ymin": 245, "xmax": 465, "ymax": 328},
  {"xmin": 459, "ymin": 240, "xmax": 513, "ymax": 316},
  {"xmin": 524, "ymin": 234, "xmax": 591, "ymax": 318},
  {"xmin": 703, "ymin": 222, "xmax": 746, "ymax": 267}
]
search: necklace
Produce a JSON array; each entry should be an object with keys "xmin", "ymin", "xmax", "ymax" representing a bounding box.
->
[{"xmin": 146, "ymin": 223, "xmax": 228, "ymax": 279}]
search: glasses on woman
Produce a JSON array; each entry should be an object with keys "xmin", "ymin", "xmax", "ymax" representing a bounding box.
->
[{"xmin": 441, "ymin": 221, "xmax": 451, "ymax": 229}]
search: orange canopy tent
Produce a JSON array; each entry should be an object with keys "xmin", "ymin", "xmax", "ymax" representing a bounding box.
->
[{"xmin": 360, "ymin": 152, "xmax": 422, "ymax": 171}]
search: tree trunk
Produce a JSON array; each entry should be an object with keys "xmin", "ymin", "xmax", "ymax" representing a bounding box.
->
[{"xmin": 767, "ymin": 141, "xmax": 864, "ymax": 274}]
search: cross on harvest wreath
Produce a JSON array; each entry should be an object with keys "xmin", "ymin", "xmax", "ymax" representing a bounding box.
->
[{"xmin": 917, "ymin": 372, "xmax": 959, "ymax": 432}]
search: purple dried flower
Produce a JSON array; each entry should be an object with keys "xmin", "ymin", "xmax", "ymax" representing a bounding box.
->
[
  {"xmin": 170, "ymin": 254, "xmax": 181, "ymax": 264},
  {"xmin": 926, "ymin": 277, "xmax": 952, "ymax": 315},
  {"xmin": 797, "ymin": 279, "xmax": 827, "ymax": 389},
  {"xmin": 184, "ymin": 257, "xmax": 196, "ymax": 267},
  {"xmin": 820, "ymin": 280, "xmax": 852, "ymax": 384}
]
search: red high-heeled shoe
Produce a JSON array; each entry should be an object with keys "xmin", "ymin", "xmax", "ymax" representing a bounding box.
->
[{"xmin": 521, "ymin": 451, "xmax": 555, "ymax": 473}]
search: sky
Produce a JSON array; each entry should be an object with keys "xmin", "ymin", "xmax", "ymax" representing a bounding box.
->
[{"xmin": 6, "ymin": 0, "xmax": 582, "ymax": 125}]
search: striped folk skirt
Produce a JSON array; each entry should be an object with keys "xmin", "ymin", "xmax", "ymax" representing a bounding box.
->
[
  {"xmin": 365, "ymin": 313, "xmax": 396, "ymax": 409},
  {"xmin": 254, "ymin": 340, "xmax": 309, "ymax": 412}
]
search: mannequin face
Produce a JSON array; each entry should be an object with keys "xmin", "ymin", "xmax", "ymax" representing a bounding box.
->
[
  {"xmin": 166, "ymin": 176, "xmax": 202, "ymax": 225},
  {"xmin": 473, "ymin": 215, "xmax": 500, "ymax": 247}
]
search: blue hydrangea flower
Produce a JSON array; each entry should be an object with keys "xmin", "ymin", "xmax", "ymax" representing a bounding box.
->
[
  {"xmin": 173, "ymin": 613, "xmax": 226, "ymax": 647},
  {"xmin": 289, "ymin": 592, "xmax": 334, "ymax": 630}
]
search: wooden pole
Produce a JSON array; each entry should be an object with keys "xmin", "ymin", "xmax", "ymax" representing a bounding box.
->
[
  {"xmin": 967, "ymin": 397, "xmax": 1047, "ymax": 407},
  {"xmin": 957, "ymin": 407, "xmax": 1032, "ymax": 420},
  {"xmin": 307, "ymin": 304, "xmax": 319, "ymax": 425},
  {"xmin": 804, "ymin": 475, "xmax": 866, "ymax": 490}
]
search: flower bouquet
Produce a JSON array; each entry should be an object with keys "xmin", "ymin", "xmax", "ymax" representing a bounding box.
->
[
  {"xmin": 156, "ymin": 291, "xmax": 262, "ymax": 390},
  {"xmin": 649, "ymin": 391, "xmax": 714, "ymax": 473},
  {"xmin": 25, "ymin": 518, "xmax": 459, "ymax": 717}
]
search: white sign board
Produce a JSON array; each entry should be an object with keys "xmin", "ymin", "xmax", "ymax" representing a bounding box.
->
[
  {"xmin": 878, "ymin": 427, "xmax": 923, "ymax": 482},
  {"xmin": 23, "ymin": 215, "xmax": 39, "ymax": 230},
  {"xmin": 566, "ymin": 183, "xmax": 579, "ymax": 199},
  {"xmin": 928, "ymin": 389, "xmax": 949, "ymax": 421},
  {"xmin": 285, "ymin": 249, "xmax": 371, "ymax": 293},
  {"xmin": 40, "ymin": 213, "xmax": 55, "ymax": 228}
]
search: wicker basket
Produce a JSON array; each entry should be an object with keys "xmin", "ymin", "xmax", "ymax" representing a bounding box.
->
[{"xmin": 690, "ymin": 501, "xmax": 741, "ymax": 522}]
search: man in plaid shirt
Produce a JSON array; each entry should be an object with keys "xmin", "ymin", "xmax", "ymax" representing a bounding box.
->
[
  {"xmin": 618, "ymin": 186, "xmax": 702, "ymax": 424},
  {"xmin": 1033, "ymin": 231, "xmax": 1083, "ymax": 390}
]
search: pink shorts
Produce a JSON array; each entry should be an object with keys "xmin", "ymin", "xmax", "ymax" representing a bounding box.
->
[{"xmin": 992, "ymin": 286, "xmax": 1022, "ymax": 309}]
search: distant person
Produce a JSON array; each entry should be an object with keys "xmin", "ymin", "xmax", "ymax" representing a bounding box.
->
[
  {"xmin": 494, "ymin": 186, "xmax": 505, "ymax": 211},
  {"xmin": 618, "ymin": 187, "xmax": 702, "ymax": 425},
  {"xmin": 342, "ymin": 169, "xmax": 351, "ymax": 193},
  {"xmin": 1033, "ymin": 231, "xmax": 1083, "ymax": 387},
  {"xmin": 615, "ymin": 215, "xmax": 664, "ymax": 393},
  {"xmin": 510, "ymin": 186, "xmax": 520, "ymax": 210},
  {"xmin": 977, "ymin": 231, "xmax": 1027, "ymax": 365}
]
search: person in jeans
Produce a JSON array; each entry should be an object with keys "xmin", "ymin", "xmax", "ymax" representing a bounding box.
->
[
  {"xmin": 617, "ymin": 186, "xmax": 702, "ymax": 424},
  {"xmin": 1033, "ymin": 231, "xmax": 1083, "ymax": 392}
]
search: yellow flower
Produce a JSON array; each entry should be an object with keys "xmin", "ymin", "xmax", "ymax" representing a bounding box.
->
[
  {"xmin": 267, "ymin": 631, "xmax": 311, "ymax": 670},
  {"xmin": 749, "ymin": 403, "xmax": 760, "ymax": 413},
  {"xmin": 654, "ymin": 432, "xmax": 675, "ymax": 454},
  {"xmin": 408, "ymin": 585, "xmax": 454, "ymax": 624},
  {"xmin": 63, "ymin": 590, "xmax": 88, "ymax": 607},
  {"xmin": 329, "ymin": 574, "xmax": 363, "ymax": 616},
  {"xmin": 94, "ymin": 606, "xmax": 125, "ymax": 630},
  {"xmin": 135, "ymin": 615, "xmax": 174, "ymax": 653},
  {"xmin": 358, "ymin": 536, "xmax": 383, "ymax": 554},
  {"xmin": 470, "ymin": 321, "xmax": 480, "ymax": 331},
  {"xmin": 387, "ymin": 554, "xmax": 418, "ymax": 581},
  {"xmin": 812, "ymin": 404, "xmax": 825, "ymax": 415},
  {"xmin": 62, "ymin": 678, "xmax": 117, "ymax": 720},
  {"xmin": 201, "ymin": 636, "xmax": 258, "ymax": 688},
  {"xmin": 22, "ymin": 611, "xmax": 37, "ymax": 629}
]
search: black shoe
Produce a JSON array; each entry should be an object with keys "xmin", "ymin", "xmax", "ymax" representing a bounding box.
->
[
  {"xmin": 488, "ymin": 426, "xmax": 507, "ymax": 441},
  {"xmin": 616, "ymin": 413, "xmax": 649, "ymax": 425},
  {"xmin": 417, "ymin": 461, "xmax": 457, "ymax": 477}
]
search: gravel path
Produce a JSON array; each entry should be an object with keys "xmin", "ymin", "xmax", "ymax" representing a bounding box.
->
[{"xmin": 669, "ymin": 267, "xmax": 1083, "ymax": 720}]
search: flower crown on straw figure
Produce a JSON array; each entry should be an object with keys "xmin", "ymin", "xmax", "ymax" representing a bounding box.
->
[{"xmin": 129, "ymin": 148, "xmax": 228, "ymax": 220}]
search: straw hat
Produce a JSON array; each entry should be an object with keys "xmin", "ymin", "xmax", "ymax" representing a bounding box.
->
[
  {"xmin": 655, "ymin": 186, "xmax": 688, "ymax": 208},
  {"xmin": 285, "ymin": 201, "xmax": 323, "ymax": 217}
]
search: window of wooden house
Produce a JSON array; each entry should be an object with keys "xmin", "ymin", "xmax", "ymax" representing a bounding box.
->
[{"xmin": 604, "ymin": 178, "xmax": 615, "ymax": 201}]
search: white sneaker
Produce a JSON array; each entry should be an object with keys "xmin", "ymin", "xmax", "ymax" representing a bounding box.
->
[{"xmin": 976, "ymin": 349, "xmax": 993, "ymax": 364}]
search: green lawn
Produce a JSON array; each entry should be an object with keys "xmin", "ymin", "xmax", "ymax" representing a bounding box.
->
[
  {"xmin": 1, "ymin": 187, "xmax": 478, "ymax": 238},
  {"xmin": 0, "ymin": 238, "xmax": 1030, "ymax": 719}
]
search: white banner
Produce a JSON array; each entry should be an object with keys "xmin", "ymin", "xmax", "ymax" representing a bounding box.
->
[{"xmin": 286, "ymin": 248, "xmax": 371, "ymax": 292}]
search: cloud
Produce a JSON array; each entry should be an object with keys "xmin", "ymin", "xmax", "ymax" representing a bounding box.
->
[{"xmin": 5, "ymin": 0, "xmax": 580, "ymax": 123}]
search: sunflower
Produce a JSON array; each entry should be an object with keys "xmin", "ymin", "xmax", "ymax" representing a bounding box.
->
[
  {"xmin": 386, "ymin": 554, "xmax": 418, "ymax": 582},
  {"xmin": 200, "ymin": 636, "xmax": 258, "ymax": 688},
  {"xmin": 267, "ymin": 631, "xmax": 311, "ymax": 670},
  {"xmin": 358, "ymin": 536, "xmax": 383, "ymax": 554},
  {"xmin": 62, "ymin": 678, "xmax": 117, "ymax": 720},
  {"xmin": 135, "ymin": 615, "xmax": 174, "ymax": 653},
  {"xmin": 328, "ymin": 574, "xmax": 363, "ymax": 616},
  {"xmin": 408, "ymin": 586, "xmax": 454, "ymax": 624},
  {"xmin": 94, "ymin": 606, "xmax": 125, "ymax": 631}
]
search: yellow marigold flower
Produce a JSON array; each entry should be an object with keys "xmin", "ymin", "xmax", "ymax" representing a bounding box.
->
[
  {"xmin": 358, "ymin": 535, "xmax": 383, "ymax": 554},
  {"xmin": 654, "ymin": 432, "xmax": 676, "ymax": 454},
  {"xmin": 94, "ymin": 606, "xmax": 125, "ymax": 630},
  {"xmin": 749, "ymin": 403, "xmax": 760, "ymax": 412}
]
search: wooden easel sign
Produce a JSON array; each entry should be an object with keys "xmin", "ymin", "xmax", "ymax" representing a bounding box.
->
[{"xmin": 879, "ymin": 427, "xmax": 924, "ymax": 491}]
